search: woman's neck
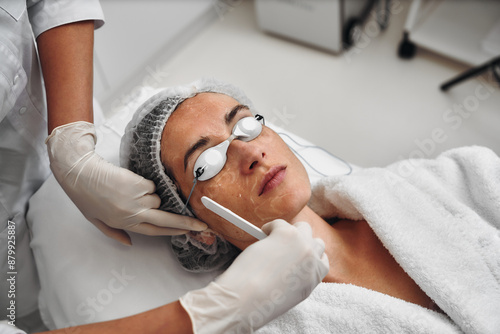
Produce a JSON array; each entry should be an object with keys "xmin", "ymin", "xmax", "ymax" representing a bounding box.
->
[
  {"xmin": 290, "ymin": 206, "xmax": 340, "ymax": 282},
  {"xmin": 290, "ymin": 206, "xmax": 382, "ymax": 284},
  {"xmin": 290, "ymin": 206, "xmax": 331, "ymax": 239},
  {"xmin": 290, "ymin": 206, "xmax": 437, "ymax": 311}
]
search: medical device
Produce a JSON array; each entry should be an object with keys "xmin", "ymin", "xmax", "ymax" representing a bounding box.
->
[
  {"xmin": 255, "ymin": 0, "xmax": 381, "ymax": 53},
  {"xmin": 201, "ymin": 196, "xmax": 267, "ymax": 240}
]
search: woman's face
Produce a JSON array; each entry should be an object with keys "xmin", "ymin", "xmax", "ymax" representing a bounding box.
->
[{"xmin": 161, "ymin": 92, "xmax": 311, "ymax": 249}]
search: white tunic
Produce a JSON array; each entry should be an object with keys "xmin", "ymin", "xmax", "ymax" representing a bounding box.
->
[{"xmin": 0, "ymin": 0, "xmax": 104, "ymax": 320}]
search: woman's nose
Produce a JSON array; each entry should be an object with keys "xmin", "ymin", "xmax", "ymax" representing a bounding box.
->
[{"xmin": 228, "ymin": 139, "xmax": 265, "ymax": 175}]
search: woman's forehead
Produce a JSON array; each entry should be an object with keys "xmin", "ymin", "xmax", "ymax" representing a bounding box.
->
[
  {"xmin": 176, "ymin": 92, "xmax": 240, "ymax": 114},
  {"xmin": 161, "ymin": 93, "xmax": 244, "ymax": 165},
  {"xmin": 166, "ymin": 92, "xmax": 250, "ymax": 136}
]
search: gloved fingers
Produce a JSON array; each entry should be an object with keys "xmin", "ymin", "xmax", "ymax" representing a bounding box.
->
[
  {"xmin": 137, "ymin": 193, "xmax": 161, "ymax": 210},
  {"xmin": 313, "ymin": 237, "xmax": 326, "ymax": 257},
  {"xmin": 130, "ymin": 172, "xmax": 156, "ymax": 195},
  {"xmin": 319, "ymin": 253, "xmax": 330, "ymax": 278},
  {"xmin": 260, "ymin": 218, "xmax": 289, "ymax": 235},
  {"xmin": 91, "ymin": 218, "xmax": 132, "ymax": 246},
  {"xmin": 126, "ymin": 222, "xmax": 189, "ymax": 236},
  {"xmin": 292, "ymin": 220, "xmax": 314, "ymax": 236},
  {"xmin": 115, "ymin": 167, "xmax": 157, "ymax": 198},
  {"xmin": 136, "ymin": 208, "xmax": 207, "ymax": 232}
]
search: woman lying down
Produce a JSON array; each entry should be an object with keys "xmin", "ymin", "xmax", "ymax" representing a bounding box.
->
[{"xmin": 120, "ymin": 78, "xmax": 500, "ymax": 334}]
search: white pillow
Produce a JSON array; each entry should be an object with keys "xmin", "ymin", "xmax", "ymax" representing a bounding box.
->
[{"xmin": 27, "ymin": 87, "xmax": 352, "ymax": 329}]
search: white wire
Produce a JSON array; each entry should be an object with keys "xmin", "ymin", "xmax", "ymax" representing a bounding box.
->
[{"xmin": 278, "ymin": 132, "xmax": 353, "ymax": 177}]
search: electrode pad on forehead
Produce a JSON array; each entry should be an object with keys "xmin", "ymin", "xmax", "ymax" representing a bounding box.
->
[{"xmin": 193, "ymin": 115, "xmax": 263, "ymax": 181}]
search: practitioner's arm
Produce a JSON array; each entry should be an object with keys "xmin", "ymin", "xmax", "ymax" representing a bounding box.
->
[
  {"xmin": 36, "ymin": 301, "xmax": 193, "ymax": 334},
  {"xmin": 34, "ymin": 220, "xmax": 328, "ymax": 334},
  {"xmin": 39, "ymin": 20, "xmax": 207, "ymax": 244},
  {"xmin": 37, "ymin": 20, "xmax": 94, "ymax": 133}
]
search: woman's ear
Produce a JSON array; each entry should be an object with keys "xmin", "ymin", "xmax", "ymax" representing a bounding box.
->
[{"xmin": 188, "ymin": 230, "xmax": 217, "ymax": 246}]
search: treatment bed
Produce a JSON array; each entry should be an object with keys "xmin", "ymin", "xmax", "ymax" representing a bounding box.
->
[{"xmin": 27, "ymin": 87, "xmax": 499, "ymax": 333}]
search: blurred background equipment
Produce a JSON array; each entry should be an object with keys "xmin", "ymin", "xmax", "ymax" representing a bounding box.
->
[
  {"xmin": 255, "ymin": 0, "xmax": 391, "ymax": 53},
  {"xmin": 398, "ymin": 0, "xmax": 500, "ymax": 64}
]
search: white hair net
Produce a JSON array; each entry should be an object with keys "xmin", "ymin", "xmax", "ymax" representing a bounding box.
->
[{"xmin": 120, "ymin": 78, "xmax": 253, "ymax": 272}]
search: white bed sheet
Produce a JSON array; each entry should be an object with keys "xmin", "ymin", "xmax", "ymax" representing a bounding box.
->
[{"xmin": 27, "ymin": 87, "xmax": 352, "ymax": 330}]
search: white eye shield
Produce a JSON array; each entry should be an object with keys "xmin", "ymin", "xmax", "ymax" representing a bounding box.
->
[{"xmin": 193, "ymin": 114, "xmax": 264, "ymax": 181}]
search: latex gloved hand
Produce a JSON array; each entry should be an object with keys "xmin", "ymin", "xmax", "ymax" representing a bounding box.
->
[
  {"xmin": 180, "ymin": 219, "xmax": 329, "ymax": 334},
  {"xmin": 0, "ymin": 324, "xmax": 27, "ymax": 334},
  {"xmin": 45, "ymin": 121, "xmax": 207, "ymax": 245}
]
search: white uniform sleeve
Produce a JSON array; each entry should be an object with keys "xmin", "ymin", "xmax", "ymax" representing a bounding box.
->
[{"xmin": 27, "ymin": 0, "xmax": 105, "ymax": 38}]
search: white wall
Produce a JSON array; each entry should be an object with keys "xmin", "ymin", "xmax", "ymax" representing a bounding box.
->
[{"xmin": 93, "ymin": 0, "xmax": 218, "ymax": 115}]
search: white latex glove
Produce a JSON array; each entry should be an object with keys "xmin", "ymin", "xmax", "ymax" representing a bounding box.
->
[
  {"xmin": 0, "ymin": 324, "xmax": 27, "ymax": 334},
  {"xmin": 45, "ymin": 121, "xmax": 207, "ymax": 245},
  {"xmin": 180, "ymin": 219, "xmax": 329, "ymax": 334}
]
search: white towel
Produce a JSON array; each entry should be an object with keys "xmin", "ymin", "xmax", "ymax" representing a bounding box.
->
[
  {"xmin": 258, "ymin": 146, "xmax": 500, "ymax": 334},
  {"xmin": 258, "ymin": 283, "xmax": 461, "ymax": 334}
]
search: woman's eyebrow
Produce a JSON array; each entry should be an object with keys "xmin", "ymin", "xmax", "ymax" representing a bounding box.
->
[
  {"xmin": 225, "ymin": 104, "xmax": 249, "ymax": 125},
  {"xmin": 184, "ymin": 136, "xmax": 210, "ymax": 171}
]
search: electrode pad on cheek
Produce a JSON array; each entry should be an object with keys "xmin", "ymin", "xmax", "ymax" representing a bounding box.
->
[{"xmin": 193, "ymin": 115, "xmax": 263, "ymax": 182}]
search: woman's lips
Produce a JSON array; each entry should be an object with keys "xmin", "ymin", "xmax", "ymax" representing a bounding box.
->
[{"xmin": 259, "ymin": 166, "xmax": 287, "ymax": 196}]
